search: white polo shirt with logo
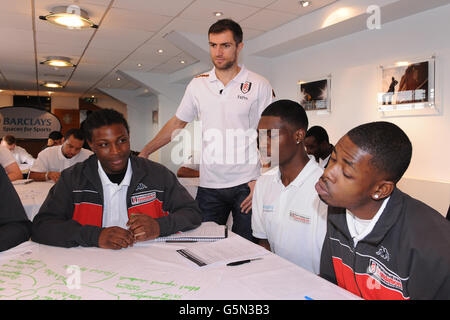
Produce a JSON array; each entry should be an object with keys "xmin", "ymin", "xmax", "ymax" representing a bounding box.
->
[
  {"xmin": 31, "ymin": 145, "xmax": 93, "ymax": 173},
  {"xmin": 251, "ymin": 157, "xmax": 328, "ymax": 274},
  {"xmin": 175, "ymin": 65, "xmax": 273, "ymax": 189}
]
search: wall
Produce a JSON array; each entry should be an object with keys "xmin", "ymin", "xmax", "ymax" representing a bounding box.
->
[
  {"xmin": 269, "ymin": 5, "xmax": 450, "ymax": 184},
  {"xmin": 0, "ymin": 94, "xmax": 13, "ymax": 107}
]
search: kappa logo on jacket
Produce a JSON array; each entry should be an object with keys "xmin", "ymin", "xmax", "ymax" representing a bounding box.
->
[
  {"xmin": 376, "ymin": 246, "xmax": 390, "ymax": 261},
  {"xmin": 135, "ymin": 183, "xmax": 148, "ymax": 191}
]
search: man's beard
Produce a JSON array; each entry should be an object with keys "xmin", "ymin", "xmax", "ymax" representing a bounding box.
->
[{"xmin": 213, "ymin": 57, "xmax": 236, "ymax": 70}]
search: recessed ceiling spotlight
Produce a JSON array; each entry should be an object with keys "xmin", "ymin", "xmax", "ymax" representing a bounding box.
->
[
  {"xmin": 41, "ymin": 56, "xmax": 75, "ymax": 68},
  {"xmin": 180, "ymin": 60, "xmax": 186, "ymax": 64},
  {"xmin": 395, "ymin": 61, "xmax": 410, "ymax": 67},
  {"xmin": 299, "ymin": 1, "xmax": 311, "ymax": 7},
  {"xmin": 117, "ymin": 77, "xmax": 121, "ymax": 81},
  {"xmin": 214, "ymin": 12, "xmax": 223, "ymax": 17},
  {"xmin": 39, "ymin": 5, "xmax": 98, "ymax": 29},
  {"xmin": 157, "ymin": 49, "xmax": 164, "ymax": 54},
  {"xmin": 41, "ymin": 81, "xmax": 64, "ymax": 89},
  {"xmin": 137, "ymin": 63, "xmax": 143, "ymax": 67}
]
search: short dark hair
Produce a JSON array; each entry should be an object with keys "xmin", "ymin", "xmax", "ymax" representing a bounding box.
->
[
  {"xmin": 84, "ymin": 108, "xmax": 129, "ymax": 142},
  {"xmin": 208, "ymin": 19, "xmax": 243, "ymax": 44},
  {"xmin": 65, "ymin": 128, "xmax": 85, "ymax": 141},
  {"xmin": 347, "ymin": 121, "xmax": 412, "ymax": 183},
  {"xmin": 261, "ymin": 99, "xmax": 308, "ymax": 131},
  {"xmin": 306, "ymin": 126, "xmax": 329, "ymax": 144},
  {"xmin": 49, "ymin": 131, "xmax": 63, "ymax": 140},
  {"xmin": 2, "ymin": 135, "xmax": 16, "ymax": 145}
]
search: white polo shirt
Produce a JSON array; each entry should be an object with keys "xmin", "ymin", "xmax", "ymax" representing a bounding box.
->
[
  {"xmin": 11, "ymin": 145, "xmax": 35, "ymax": 165},
  {"xmin": 31, "ymin": 145, "xmax": 93, "ymax": 173},
  {"xmin": 251, "ymin": 157, "xmax": 327, "ymax": 274},
  {"xmin": 176, "ymin": 65, "xmax": 273, "ymax": 189},
  {"xmin": 0, "ymin": 146, "xmax": 16, "ymax": 168},
  {"xmin": 98, "ymin": 159, "xmax": 133, "ymax": 229}
]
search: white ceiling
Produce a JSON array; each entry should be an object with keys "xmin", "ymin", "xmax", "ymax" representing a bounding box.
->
[
  {"xmin": 0, "ymin": 0, "xmax": 338, "ymax": 96},
  {"xmin": 0, "ymin": 0, "xmax": 449, "ymax": 98}
]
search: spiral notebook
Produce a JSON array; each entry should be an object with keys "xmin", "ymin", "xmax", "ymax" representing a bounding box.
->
[{"xmin": 152, "ymin": 222, "xmax": 228, "ymax": 242}]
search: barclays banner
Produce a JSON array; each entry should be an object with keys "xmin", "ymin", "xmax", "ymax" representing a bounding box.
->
[{"xmin": 0, "ymin": 106, "xmax": 61, "ymax": 139}]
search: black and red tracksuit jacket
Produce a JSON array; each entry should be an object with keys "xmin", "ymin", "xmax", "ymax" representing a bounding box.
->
[
  {"xmin": 31, "ymin": 155, "xmax": 202, "ymax": 248},
  {"xmin": 320, "ymin": 188, "xmax": 450, "ymax": 300}
]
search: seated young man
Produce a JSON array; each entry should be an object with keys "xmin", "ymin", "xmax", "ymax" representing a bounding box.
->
[
  {"xmin": 0, "ymin": 145, "xmax": 23, "ymax": 181},
  {"xmin": 252, "ymin": 100, "xmax": 327, "ymax": 274},
  {"xmin": 1, "ymin": 134, "xmax": 35, "ymax": 168},
  {"xmin": 318, "ymin": 121, "xmax": 450, "ymax": 299},
  {"xmin": 0, "ymin": 165, "xmax": 32, "ymax": 252},
  {"xmin": 32, "ymin": 109, "xmax": 202, "ymax": 249},
  {"xmin": 29, "ymin": 128, "xmax": 93, "ymax": 182}
]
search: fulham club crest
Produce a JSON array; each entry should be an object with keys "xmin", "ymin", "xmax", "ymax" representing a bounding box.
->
[{"xmin": 240, "ymin": 81, "xmax": 252, "ymax": 94}]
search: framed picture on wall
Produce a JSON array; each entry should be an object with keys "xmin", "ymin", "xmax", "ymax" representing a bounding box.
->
[
  {"xmin": 298, "ymin": 75, "xmax": 331, "ymax": 114},
  {"xmin": 377, "ymin": 55, "xmax": 438, "ymax": 117}
]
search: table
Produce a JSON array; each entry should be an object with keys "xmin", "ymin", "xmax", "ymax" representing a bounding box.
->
[
  {"xmin": 0, "ymin": 231, "xmax": 360, "ymax": 301},
  {"xmin": 13, "ymin": 181, "xmax": 54, "ymax": 220}
]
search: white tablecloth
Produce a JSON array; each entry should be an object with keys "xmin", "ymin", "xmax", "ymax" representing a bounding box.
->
[
  {"xmin": 13, "ymin": 181, "xmax": 54, "ymax": 220},
  {"xmin": 0, "ymin": 232, "xmax": 360, "ymax": 300}
]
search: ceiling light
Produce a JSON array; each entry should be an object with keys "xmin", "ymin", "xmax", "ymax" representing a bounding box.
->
[
  {"xmin": 395, "ymin": 61, "xmax": 410, "ymax": 67},
  {"xmin": 41, "ymin": 81, "xmax": 64, "ymax": 88},
  {"xmin": 39, "ymin": 5, "xmax": 98, "ymax": 29},
  {"xmin": 180, "ymin": 60, "xmax": 186, "ymax": 64},
  {"xmin": 157, "ymin": 49, "xmax": 164, "ymax": 54},
  {"xmin": 41, "ymin": 56, "xmax": 75, "ymax": 68},
  {"xmin": 214, "ymin": 12, "xmax": 223, "ymax": 17},
  {"xmin": 299, "ymin": 1, "xmax": 311, "ymax": 7},
  {"xmin": 137, "ymin": 63, "xmax": 142, "ymax": 67},
  {"xmin": 117, "ymin": 77, "xmax": 121, "ymax": 81}
]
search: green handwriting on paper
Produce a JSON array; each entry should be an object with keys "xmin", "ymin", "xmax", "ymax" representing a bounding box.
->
[{"xmin": 0, "ymin": 257, "xmax": 201, "ymax": 300}]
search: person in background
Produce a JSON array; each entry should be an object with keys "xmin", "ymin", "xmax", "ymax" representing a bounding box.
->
[
  {"xmin": 0, "ymin": 145, "xmax": 23, "ymax": 181},
  {"xmin": 138, "ymin": 19, "xmax": 273, "ymax": 242},
  {"xmin": 29, "ymin": 128, "xmax": 93, "ymax": 182},
  {"xmin": 0, "ymin": 165, "xmax": 32, "ymax": 252},
  {"xmin": 32, "ymin": 109, "xmax": 201, "ymax": 250},
  {"xmin": 318, "ymin": 121, "xmax": 450, "ymax": 299},
  {"xmin": 1, "ymin": 134, "xmax": 35, "ymax": 167},
  {"xmin": 252, "ymin": 100, "xmax": 327, "ymax": 274},
  {"xmin": 43, "ymin": 131, "xmax": 64, "ymax": 150},
  {"xmin": 304, "ymin": 125, "xmax": 334, "ymax": 168}
]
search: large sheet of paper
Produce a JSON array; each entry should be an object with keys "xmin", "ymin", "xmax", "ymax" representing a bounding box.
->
[{"xmin": 0, "ymin": 240, "xmax": 360, "ymax": 300}]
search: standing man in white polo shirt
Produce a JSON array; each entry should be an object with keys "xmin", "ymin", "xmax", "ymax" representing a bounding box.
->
[
  {"xmin": 29, "ymin": 128, "xmax": 93, "ymax": 182},
  {"xmin": 252, "ymin": 100, "xmax": 327, "ymax": 274},
  {"xmin": 139, "ymin": 19, "xmax": 273, "ymax": 241}
]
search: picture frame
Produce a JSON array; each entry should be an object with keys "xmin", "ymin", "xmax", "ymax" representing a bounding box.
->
[
  {"xmin": 377, "ymin": 55, "xmax": 437, "ymax": 117},
  {"xmin": 298, "ymin": 75, "xmax": 331, "ymax": 115}
]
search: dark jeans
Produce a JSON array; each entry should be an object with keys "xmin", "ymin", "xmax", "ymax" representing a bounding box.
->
[{"xmin": 196, "ymin": 183, "xmax": 256, "ymax": 243}]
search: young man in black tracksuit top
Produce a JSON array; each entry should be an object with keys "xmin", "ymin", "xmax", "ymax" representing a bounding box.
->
[
  {"xmin": 0, "ymin": 165, "xmax": 32, "ymax": 251},
  {"xmin": 32, "ymin": 109, "xmax": 202, "ymax": 249},
  {"xmin": 316, "ymin": 121, "xmax": 450, "ymax": 300}
]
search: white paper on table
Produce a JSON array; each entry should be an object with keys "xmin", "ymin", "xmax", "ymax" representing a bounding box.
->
[{"xmin": 176, "ymin": 236, "xmax": 269, "ymax": 267}]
